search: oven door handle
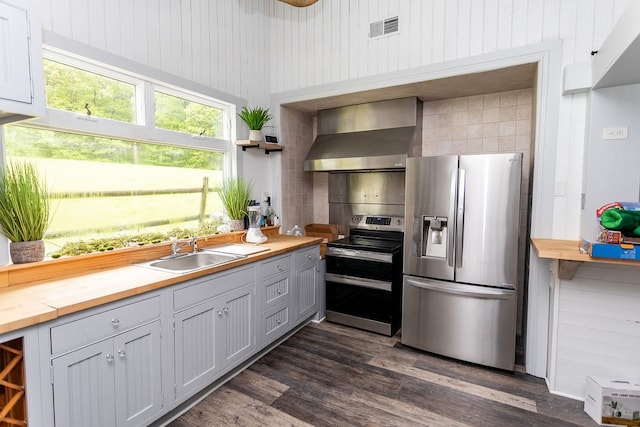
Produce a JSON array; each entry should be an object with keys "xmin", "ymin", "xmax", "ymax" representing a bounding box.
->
[
  {"xmin": 325, "ymin": 247, "xmax": 393, "ymax": 263},
  {"xmin": 326, "ymin": 273, "xmax": 392, "ymax": 292}
]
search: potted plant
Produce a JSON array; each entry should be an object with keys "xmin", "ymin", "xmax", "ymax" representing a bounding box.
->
[
  {"xmin": 0, "ymin": 161, "xmax": 51, "ymax": 264},
  {"xmin": 217, "ymin": 177, "xmax": 252, "ymax": 231},
  {"xmin": 237, "ymin": 106, "xmax": 272, "ymax": 142}
]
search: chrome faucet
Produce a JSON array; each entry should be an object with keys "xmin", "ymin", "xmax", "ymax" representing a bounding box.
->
[{"xmin": 170, "ymin": 236, "xmax": 198, "ymax": 257}]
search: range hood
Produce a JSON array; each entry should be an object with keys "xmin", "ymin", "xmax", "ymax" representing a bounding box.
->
[{"xmin": 304, "ymin": 97, "xmax": 423, "ymax": 172}]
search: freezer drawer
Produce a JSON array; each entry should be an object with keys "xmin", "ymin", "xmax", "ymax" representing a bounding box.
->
[{"xmin": 401, "ymin": 275, "xmax": 517, "ymax": 370}]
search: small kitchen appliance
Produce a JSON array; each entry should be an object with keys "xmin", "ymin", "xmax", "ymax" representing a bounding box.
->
[{"xmin": 245, "ymin": 206, "xmax": 267, "ymax": 243}]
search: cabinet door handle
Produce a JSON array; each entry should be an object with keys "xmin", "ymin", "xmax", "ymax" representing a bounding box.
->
[
  {"xmin": 277, "ymin": 265, "xmax": 282, "ymax": 270},
  {"xmin": 118, "ymin": 349, "xmax": 126, "ymax": 358},
  {"xmin": 105, "ymin": 354, "xmax": 114, "ymax": 363},
  {"xmin": 276, "ymin": 319, "xmax": 281, "ymax": 324},
  {"xmin": 307, "ymin": 255, "xmax": 312, "ymax": 260},
  {"xmin": 111, "ymin": 318, "xmax": 120, "ymax": 326},
  {"xmin": 277, "ymin": 289, "xmax": 282, "ymax": 294},
  {"xmin": 217, "ymin": 310, "xmax": 223, "ymax": 316},
  {"xmin": 223, "ymin": 307, "xmax": 229, "ymax": 313}
]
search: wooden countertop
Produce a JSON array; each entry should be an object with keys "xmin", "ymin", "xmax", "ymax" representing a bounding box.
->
[
  {"xmin": 0, "ymin": 234, "xmax": 321, "ymax": 335},
  {"xmin": 531, "ymin": 238, "xmax": 640, "ymax": 279},
  {"xmin": 531, "ymin": 238, "xmax": 640, "ymax": 266}
]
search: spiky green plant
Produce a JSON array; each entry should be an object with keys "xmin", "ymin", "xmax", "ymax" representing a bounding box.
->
[
  {"xmin": 237, "ymin": 106, "xmax": 272, "ymax": 130},
  {"xmin": 0, "ymin": 161, "xmax": 50, "ymax": 242},
  {"xmin": 217, "ymin": 177, "xmax": 252, "ymax": 220}
]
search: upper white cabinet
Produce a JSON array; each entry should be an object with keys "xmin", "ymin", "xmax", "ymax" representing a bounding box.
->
[
  {"xmin": 592, "ymin": 1, "xmax": 640, "ymax": 89},
  {"xmin": 0, "ymin": 0, "xmax": 44, "ymax": 123}
]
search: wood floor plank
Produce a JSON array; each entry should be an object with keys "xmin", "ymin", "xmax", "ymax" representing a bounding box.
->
[
  {"xmin": 347, "ymin": 388, "xmax": 473, "ymax": 427},
  {"xmin": 169, "ymin": 387, "xmax": 312, "ymax": 427},
  {"xmin": 169, "ymin": 322, "xmax": 596, "ymax": 427},
  {"xmin": 369, "ymin": 356, "xmax": 538, "ymax": 412},
  {"xmin": 226, "ymin": 369, "xmax": 290, "ymax": 405}
]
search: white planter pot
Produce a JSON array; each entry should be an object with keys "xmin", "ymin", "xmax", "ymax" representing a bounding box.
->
[{"xmin": 249, "ymin": 129, "xmax": 263, "ymax": 142}]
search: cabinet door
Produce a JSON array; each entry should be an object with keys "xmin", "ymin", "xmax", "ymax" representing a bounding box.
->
[
  {"xmin": 174, "ymin": 299, "xmax": 219, "ymax": 400},
  {"xmin": 113, "ymin": 321, "xmax": 162, "ymax": 427},
  {"xmin": 294, "ymin": 261, "xmax": 319, "ymax": 322},
  {"xmin": 217, "ymin": 284, "xmax": 255, "ymax": 369},
  {"xmin": 0, "ymin": 2, "xmax": 31, "ymax": 104},
  {"xmin": 52, "ymin": 340, "xmax": 116, "ymax": 427}
]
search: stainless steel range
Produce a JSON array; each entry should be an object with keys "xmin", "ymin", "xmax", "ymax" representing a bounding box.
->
[{"xmin": 325, "ymin": 215, "xmax": 404, "ymax": 336}]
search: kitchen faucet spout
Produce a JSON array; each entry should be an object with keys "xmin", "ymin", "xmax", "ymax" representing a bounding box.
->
[{"xmin": 170, "ymin": 236, "xmax": 198, "ymax": 257}]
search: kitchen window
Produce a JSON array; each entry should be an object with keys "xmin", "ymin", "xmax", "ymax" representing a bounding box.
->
[{"xmin": 2, "ymin": 50, "xmax": 234, "ymax": 257}]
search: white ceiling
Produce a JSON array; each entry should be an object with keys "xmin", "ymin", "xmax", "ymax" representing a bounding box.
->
[{"xmin": 283, "ymin": 62, "xmax": 538, "ymax": 114}]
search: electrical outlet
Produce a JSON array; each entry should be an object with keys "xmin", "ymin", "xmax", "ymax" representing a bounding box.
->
[{"xmin": 603, "ymin": 126, "xmax": 628, "ymax": 140}]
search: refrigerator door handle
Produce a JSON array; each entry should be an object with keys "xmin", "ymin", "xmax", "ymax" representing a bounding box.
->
[
  {"xmin": 405, "ymin": 277, "xmax": 514, "ymax": 300},
  {"xmin": 447, "ymin": 169, "xmax": 457, "ymax": 267},
  {"xmin": 455, "ymin": 168, "xmax": 466, "ymax": 268}
]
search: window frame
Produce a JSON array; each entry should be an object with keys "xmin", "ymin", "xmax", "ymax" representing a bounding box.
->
[{"xmin": 27, "ymin": 48, "xmax": 235, "ymax": 173}]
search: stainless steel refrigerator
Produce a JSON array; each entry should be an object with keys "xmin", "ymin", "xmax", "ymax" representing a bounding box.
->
[{"xmin": 402, "ymin": 153, "xmax": 522, "ymax": 370}]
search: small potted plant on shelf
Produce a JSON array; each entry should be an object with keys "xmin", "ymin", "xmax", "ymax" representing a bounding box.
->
[
  {"xmin": 0, "ymin": 161, "xmax": 51, "ymax": 264},
  {"xmin": 217, "ymin": 177, "xmax": 252, "ymax": 231},
  {"xmin": 237, "ymin": 106, "xmax": 272, "ymax": 142}
]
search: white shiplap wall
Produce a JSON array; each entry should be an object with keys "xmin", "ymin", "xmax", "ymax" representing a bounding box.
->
[
  {"xmin": 549, "ymin": 264, "xmax": 640, "ymax": 398},
  {"xmin": 268, "ymin": 0, "xmax": 629, "ymax": 240},
  {"xmin": 38, "ymin": 0, "xmax": 272, "ymax": 108}
]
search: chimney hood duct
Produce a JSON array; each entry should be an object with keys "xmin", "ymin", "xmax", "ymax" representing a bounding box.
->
[{"xmin": 304, "ymin": 97, "xmax": 423, "ymax": 172}]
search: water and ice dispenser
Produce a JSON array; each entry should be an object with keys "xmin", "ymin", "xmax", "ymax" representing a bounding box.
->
[{"xmin": 422, "ymin": 216, "xmax": 448, "ymax": 258}]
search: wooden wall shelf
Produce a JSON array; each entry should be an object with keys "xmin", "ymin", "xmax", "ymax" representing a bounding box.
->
[
  {"xmin": 236, "ymin": 140, "xmax": 283, "ymax": 155},
  {"xmin": 531, "ymin": 238, "xmax": 640, "ymax": 279}
]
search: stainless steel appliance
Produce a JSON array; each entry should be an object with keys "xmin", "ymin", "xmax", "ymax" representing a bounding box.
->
[
  {"xmin": 304, "ymin": 97, "xmax": 422, "ymax": 172},
  {"xmin": 402, "ymin": 153, "xmax": 522, "ymax": 370},
  {"xmin": 325, "ymin": 215, "xmax": 404, "ymax": 336}
]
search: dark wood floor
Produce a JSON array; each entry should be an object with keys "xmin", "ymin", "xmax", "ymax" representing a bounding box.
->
[{"xmin": 168, "ymin": 321, "xmax": 595, "ymax": 426}]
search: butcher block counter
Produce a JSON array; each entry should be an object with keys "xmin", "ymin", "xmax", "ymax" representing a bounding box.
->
[{"xmin": 0, "ymin": 230, "xmax": 321, "ymax": 335}]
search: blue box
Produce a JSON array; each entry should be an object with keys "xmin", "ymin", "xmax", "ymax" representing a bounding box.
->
[{"xmin": 581, "ymin": 239, "xmax": 640, "ymax": 261}]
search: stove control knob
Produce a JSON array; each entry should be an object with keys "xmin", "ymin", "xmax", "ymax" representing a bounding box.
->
[{"xmin": 396, "ymin": 219, "xmax": 402, "ymax": 225}]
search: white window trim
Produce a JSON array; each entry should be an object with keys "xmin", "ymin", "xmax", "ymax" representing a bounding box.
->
[{"xmin": 27, "ymin": 48, "xmax": 234, "ymax": 160}]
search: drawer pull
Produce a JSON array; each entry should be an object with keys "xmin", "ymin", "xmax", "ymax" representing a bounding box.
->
[
  {"xmin": 276, "ymin": 319, "xmax": 281, "ymax": 324},
  {"xmin": 105, "ymin": 354, "xmax": 114, "ymax": 363},
  {"xmin": 277, "ymin": 289, "xmax": 282, "ymax": 294},
  {"xmin": 217, "ymin": 310, "xmax": 223, "ymax": 316},
  {"xmin": 118, "ymin": 349, "xmax": 126, "ymax": 358},
  {"xmin": 277, "ymin": 265, "xmax": 283, "ymax": 270},
  {"xmin": 307, "ymin": 255, "xmax": 312, "ymax": 260},
  {"xmin": 223, "ymin": 307, "xmax": 229, "ymax": 313},
  {"xmin": 111, "ymin": 318, "xmax": 120, "ymax": 326}
]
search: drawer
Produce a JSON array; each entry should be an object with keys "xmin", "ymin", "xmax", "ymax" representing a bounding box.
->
[
  {"xmin": 263, "ymin": 305, "xmax": 290, "ymax": 342},
  {"xmin": 262, "ymin": 272, "xmax": 290, "ymax": 308},
  {"xmin": 259, "ymin": 254, "xmax": 291, "ymax": 278},
  {"xmin": 50, "ymin": 296, "xmax": 161, "ymax": 355},
  {"xmin": 295, "ymin": 245, "xmax": 319, "ymax": 266},
  {"xmin": 174, "ymin": 265, "xmax": 255, "ymax": 311}
]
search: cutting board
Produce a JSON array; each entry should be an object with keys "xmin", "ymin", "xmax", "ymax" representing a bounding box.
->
[{"xmin": 206, "ymin": 244, "xmax": 270, "ymax": 257}]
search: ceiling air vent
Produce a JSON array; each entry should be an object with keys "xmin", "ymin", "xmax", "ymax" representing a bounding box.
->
[{"xmin": 369, "ymin": 16, "xmax": 399, "ymax": 39}]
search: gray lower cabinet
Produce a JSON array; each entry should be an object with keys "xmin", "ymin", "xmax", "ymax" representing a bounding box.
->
[
  {"xmin": 173, "ymin": 266, "xmax": 256, "ymax": 402},
  {"xmin": 40, "ymin": 244, "xmax": 321, "ymax": 426},
  {"xmin": 49, "ymin": 296, "xmax": 163, "ymax": 427},
  {"xmin": 257, "ymin": 254, "xmax": 292, "ymax": 345},
  {"xmin": 294, "ymin": 246, "xmax": 320, "ymax": 323}
]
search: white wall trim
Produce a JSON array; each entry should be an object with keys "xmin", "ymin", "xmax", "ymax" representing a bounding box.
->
[{"xmin": 271, "ymin": 40, "xmax": 563, "ymax": 379}]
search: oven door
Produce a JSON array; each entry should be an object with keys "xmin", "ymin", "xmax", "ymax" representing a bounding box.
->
[{"xmin": 325, "ymin": 247, "xmax": 397, "ymax": 335}]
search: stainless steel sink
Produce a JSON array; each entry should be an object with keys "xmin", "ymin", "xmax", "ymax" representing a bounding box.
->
[{"xmin": 138, "ymin": 251, "xmax": 241, "ymax": 274}]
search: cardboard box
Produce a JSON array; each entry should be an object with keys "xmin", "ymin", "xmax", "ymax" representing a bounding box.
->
[
  {"xmin": 581, "ymin": 239, "xmax": 640, "ymax": 261},
  {"xmin": 598, "ymin": 224, "xmax": 624, "ymax": 244},
  {"xmin": 585, "ymin": 377, "xmax": 640, "ymax": 426}
]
